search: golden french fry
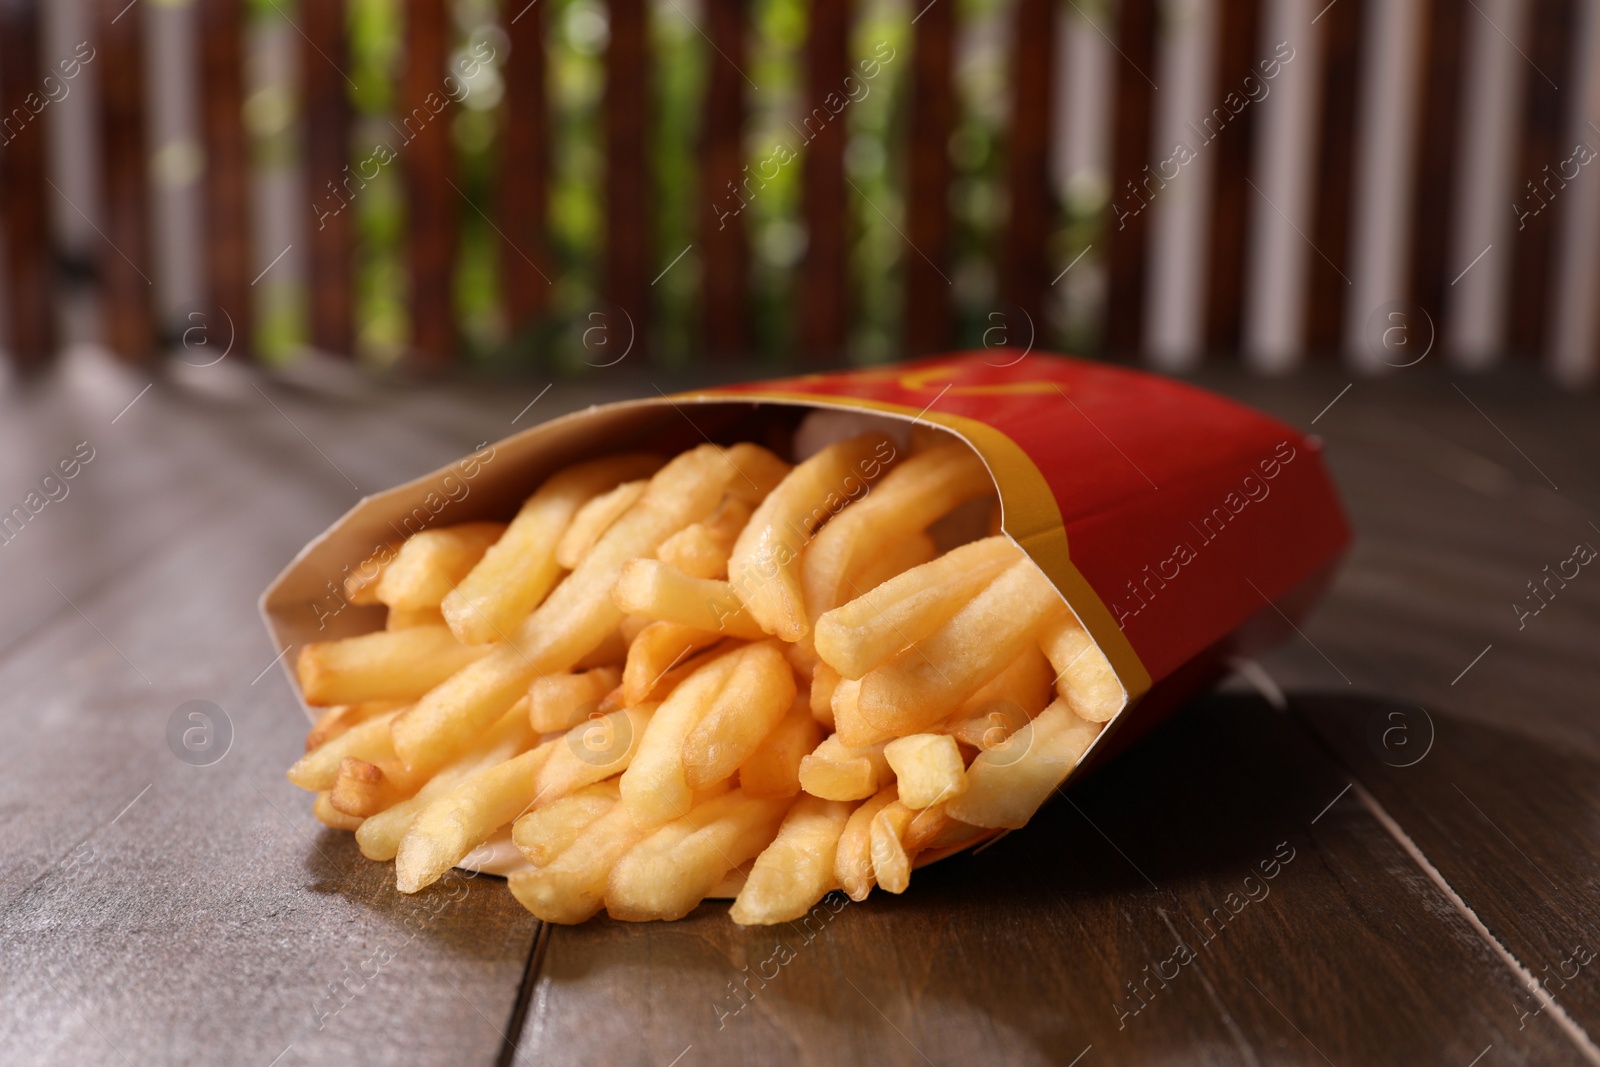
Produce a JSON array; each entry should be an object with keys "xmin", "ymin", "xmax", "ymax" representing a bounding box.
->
[
  {"xmin": 556, "ymin": 479, "xmax": 649, "ymax": 569},
  {"xmin": 297, "ymin": 626, "xmax": 491, "ymax": 707},
  {"xmin": 620, "ymin": 651, "xmax": 741, "ymax": 828},
  {"xmin": 507, "ymin": 799, "xmax": 652, "ymax": 924},
  {"xmin": 343, "ymin": 541, "xmax": 400, "ymax": 605},
  {"xmin": 314, "ymin": 791, "xmax": 364, "ymax": 830},
  {"xmin": 946, "ymin": 700, "xmax": 1102, "ymax": 829},
  {"xmin": 604, "ymin": 790, "xmax": 792, "ymax": 921},
  {"xmin": 387, "ymin": 606, "xmax": 446, "ymax": 630},
  {"xmin": 1038, "ymin": 611, "xmax": 1124, "ymax": 722},
  {"xmin": 882, "ymin": 733, "xmax": 968, "ymax": 809},
  {"xmin": 512, "ymin": 781, "xmax": 621, "ymax": 866},
  {"xmin": 575, "ymin": 627, "xmax": 630, "ymax": 670},
  {"xmin": 681, "ymin": 642, "xmax": 797, "ymax": 790},
  {"xmin": 834, "ymin": 557, "xmax": 1064, "ymax": 745},
  {"xmin": 718, "ymin": 443, "xmax": 793, "ymax": 507},
  {"xmin": 729, "ymin": 433, "xmax": 897, "ymax": 642},
  {"xmin": 803, "ymin": 442, "xmax": 992, "ymax": 623},
  {"xmin": 395, "ymin": 739, "xmax": 558, "ymax": 893},
  {"xmin": 729, "ymin": 795, "xmax": 852, "ymax": 925},
  {"xmin": 656, "ymin": 495, "xmax": 752, "ymax": 579},
  {"xmin": 810, "ymin": 662, "xmax": 840, "ymax": 729},
  {"xmin": 353, "ymin": 700, "xmax": 535, "ymax": 861},
  {"xmin": 835, "ymin": 785, "xmax": 896, "ymax": 901},
  {"xmin": 441, "ymin": 454, "xmax": 665, "ymax": 645},
  {"xmin": 814, "ymin": 536, "xmax": 1018, "ymax": 679},
  {"xmin": 377, "ymin": 523, "xmax": 507, "ymax": 610},
  {"xmin": 288, "ymin": 708, "xmax": 404, "ymax": 791},
  {"xmin": 738, "ymin": 697, "xmax": 823, "ymax": 799},
  {"xmin": 869, "ymin": 801, "xmax": 917, "ymax": 893},
  {"xmin": 330, "ymin": 757, "xmax": 411, "ymax": 817},
  {"xmin": 941, "ymin": 643, "xmax": 1053, "ymax": 747},
  {"xmin": 529, "ymin": 666, "xmax": 623, "ymax": 732},
  {"xmin": 622, "ymin": 622, "xmax": 722, "ymax": 705},
  {"xmin": 842, "ymin": 531, "xmax": 936, "ymax": 600},
  {"xmin": 305, "ymin": 700, "xmax": 402, "ymax": 752},
  {"xmin": 530, "ymin": 704, "xmax": 653, "ymax": 808},
  {"xmin": 798, "ymin": 734, "xmax": 892, "ymax": 802},
  {"xmin": 612, "ymin": 559, "xmax": 769, "ymax": 640}
]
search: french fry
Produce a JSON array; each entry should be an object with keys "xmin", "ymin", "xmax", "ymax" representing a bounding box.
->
[
  {"xmin": 343, "ymin": 541, "xmax": 400, "ymax": 605},
  {"xmin": 604, "ymin": 790, "xmax": 792, "ymax": 921},
  {"xmin": 288, "ymin": 708, "xmax": 404, "ymax": 791},
  {"xmin": 511, "ymin": 780, "xmax": 620, "ymax": 866},
  {"xmin": 441, "ymin": 453, "xmax": 664, "ymax": 645},
  {"xmin": 718, "ymin": 443, "xmax": 793, "ymax": 507},
  {"xmin": 798, "ymin": 734, "xmax": 892, "ymax": 801},
  {"xmin": 529, "ymin": 666, "xmax": 623, "ymax": 733},
  {"xmin": 681, "ymin": 642, "xmax": 797, "ymax": 790},
  {"xmin": 803, "ymin": 443, "xmax": 992, "ymax": 623},
  {"xmin": 868, "ymin": 801, "xmax": 917, "ymax": 893},
  {"xmin": 394, "ymin": 739, "xmax": 558, "ymax": 893},
  {"xmin": 841, "ymin": 531, "xmax": 936, "ymax": 600},
  {"xmin": 314, "ymin": 791, "xmax": 364, "ymax": 830},
  {"xmin": 941, "ymin": 643, "xmax": 1053, "ymax": 748},
  {"xmin": 507, "ymin": 799, "xmax": 653, "ymax": 924},
  {"xmin": 833, "ymin": 557, "xmax": 1064, "ymax": 745},
  {"xmin": 387, "ymin": 606, "xmax": 447, "ymax": 630},
  {"xmin": 394, "ymin": 445, "xmax": 741, "ymax": 774},
  {"xmin": 882, "ymin": 733, "xmax": 968, "ymax": 809},
  {"xmin": 728, "ymin": 433, "xmax": 897, "ymax": 642},
  {"xmin": 611, "ymin": 560, "xmax": 769, "ymax": 640},
  {"xmin": 377, "ymin": 522, "xmax": 507, "ymax": 610},
  {"xmin": 530, "ymin": 704, "xmax": 654, "ymax": 808},
  {"xmin": 946, "ymin": 700, "xmax": 1103, "ymax": 829},
  {"xmin": 330, "ymin": 757, "xmax": 411, "ymax": 817},
  {"xmin": 814, "ymin": 536, "xmax": 1017, "ymax": 679},
  {"xmin": 809, "ymin": 662, "xmax": 840, "ymax": 728},
  {"xmin": 620, "ymin": 651, "xmax": 740, "ymax": 828},
  {"xmin": 575, "ymin": 628, "xmax": 630, "ymax": 669},
  {"xmin": 729, "ymin": 795, "xmax": 852, "ymax": 925},
  {"xmin": 656, "ymin": 495, "xmax": 752, "ymax": 579},
  {"xmin": 835, "ymin": 785, "xmax": 896, "ymax": 901},
  {"xmin": 622, "ymin": 622, "xmax": 723, "ymax": 705},
  {"xmin": 555, "ymin": 479, "xmax": 648, "ymax": 569},
  {"xmin": 738, "ymin": 697, "xmax": 823, "ymax": 798},
  {"xmin": 1038, "ymin": 610, "xmax": 1124, "ymax": 722},
  {"xmin": 904, "ymin": 804, "xmax": 986, "ymax": 851},
  {"xmin": 297, "ymin": 626, "xmax": 490, "ymax": 707},
  {"xmin": 354, "ymin": 700, "xmax": 536, "ymax": 861},
  {"xmin": 304, "ymin": 700, "xmax": 401, "ymax": 752}
]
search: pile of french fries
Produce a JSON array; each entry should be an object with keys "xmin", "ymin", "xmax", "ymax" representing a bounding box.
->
[{"xmin": 285, "ymin": 427, "xmax": 1123, "ymax": 925}]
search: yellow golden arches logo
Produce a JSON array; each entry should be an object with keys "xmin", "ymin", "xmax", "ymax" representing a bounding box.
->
[{"xmin": 896, "ymin": 365, "xmax": 1062, "ymax": 396}]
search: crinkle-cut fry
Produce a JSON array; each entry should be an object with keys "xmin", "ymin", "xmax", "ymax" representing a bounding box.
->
[
  {"xmin": 621, "ymin": 650, "xmax": 741, "ymax": 829},
  {"xmin": 809, "ymin": 662, "xmax": 840, "ymax": 729},
  {"xmin": 441, "ymin": 453, "xmax": 665, "ymax": 645},
  {"xmin": 395, "ymin": 738, "xmax": 558, "ymax": 893},
  {"xmin": 718, "ymin": 443, "xmax": 793, "ymax": 507},
  {"xmin": 681, "ymin": 642, "xmax": 797, "ymax": 790},
  {"xmin": 387, "ymin": 606, "xmax": 446, "ymax": 631},
  {"xmin": 394, "ymin": 445, "xmax": 739, "ymax": 774},
  {"xmin": 344, "ymin": 540, "xmax": 400, "ymax": 605},
  {"xmin": 840, "ymin": 532, "xmax": 936, "ymax": 601},
  {"xmin": 556, "ymin": 479, "xmax": 648, "ymax": 569},
  {"xmin": 730, "ymin": 795, "xmax": 852, "ymax": 925},
  {"xmin": 814, "ymin": 536, "xmax": 1018, "ymax": 680},
  {"xmin": 297, "ymin": 626, "xmax": 491, "ymax": 707},
  {"xmin": 622, "ymin": 622, "xmax": 723, "ymax": 705},
  {"xmin": 377, "ymin": 523, "xmax": 507, "ymax": 610},
  {"xmin": 512, "ymin": 781, "xmax": 620, "ymax": 866},
  {"xmin": 531, "ymin": 704, "xmax": 654, "ymax": 808},
  {"xmin": 305, "ymin": 700, "xmax": 402, "ymax": 752},
  {"xmin": 946, "ymin": 700, "xmax": 1102, "ymax": 829},
  {"xmin": 355, "ymin": 700, "xmax": 535, "ymax": 861},
  {"xmin": 1038, "ymin": 610, "xmax": 1125, "ymax": 722},
  {"xmin": 835, "ymin": 785, "xmax": 896, "ymax": 901},
  {"xmin": 802, "ymin": 442, "xmax": 993, "ymax": 623},
  {"xmin": 508, "ymin": 799, "xmax": 652, "ymax": 924},
  {"xmin": 288, "ymin": 708, "xmax": 404, "ymax": 791},
  {"xmin": 738, "ymin": 697, "xmax": 822, "ymax": 799},
  {"xmin": 314, "ymin": 791, "xmax": 364, "ymax": 830},
  {"xmin": 869, "ymin": 801, "xmax": 918, "ymax": 893},
  {"xmin": 330, "ymin": 757, "xmax": 413, "ymax": 817},
  {"xmin": 529, "ymin": 666, "xmax": 623, "ymax": 733},
  {"xmin": 657, "ymin": 495, "xmax": 752, "ymax": 579},
  {"xmin": 612, "ymin": 560, "xmax": 769, "ymax": 641},
  {"xmin": 834, "ymin": 557, "xmax": 1065, "ymax": 746},
  {"xmin": 729, "ymin": 433, "xmax": 897, "ymax": 642},
  {"xmin": 604, "ymin": 790, "xmax": 793, "ymax": 921},
  {"xmin": 882, "ymin": 733, "xmax": 968, "ymax": 809},
  {"xmin": 798, "ymin": 734, "xmax": 892, "ymax": 802}
]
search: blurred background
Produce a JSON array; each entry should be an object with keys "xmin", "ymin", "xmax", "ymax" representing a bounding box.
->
[{"xmin": 0, "ymin": 0, "xmax": 1596, "ymax": 385}]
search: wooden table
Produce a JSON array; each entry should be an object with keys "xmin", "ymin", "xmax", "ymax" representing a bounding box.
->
[{"xmin": 2, "ymin": 351, "xmax": 1596, "ymax": 1066}]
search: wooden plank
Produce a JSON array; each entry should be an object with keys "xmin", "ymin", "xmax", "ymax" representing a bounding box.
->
[
  {"xmin": 0, "ymin": 0, "xmax": 55, "ymax": 373},
  {"xmin": 798, "ymin": 0, "xmax": 849, "ymax": 361},
  {"xmin": 402, "ymin": 0, "xmax": 457, "ymax": 367},
  {"xmin": 699, "ymin": 0, "xmax": 748, "ymax": 358},
  {"xmin": 501, "ymin": 0, "xmax": 551, "ymax": 334},
  {"xmin": 1001, "ymin": 0, "xmax": 1056, "ymax": 349},
  {"xmin": 1102, "ymin": 0, "xmax": 1157, "ymax": 360},
  {"xmin": 96, "ymin": 0, "xmax": 156, "ymax": 364},
  {"xmin": 1506, "ymin": 0, "xmax": 1579, "ymax": 361},
  {"xmin": 1303, "ymin": 0, "xmax": 1364, "ymax": 357},
  {"xmin": 1406, "ymin": 0, "xmax": 1466, "ymax": 348},
  {"xmin": 903, "ymin": 0, "xmax": 954, "ymax": 357},
  {"xmin": 515, "ymin": 693, "xmax": 1586, "ymax": 1065},
  {"xmin": 1201, "ymin": 0, "xmax": 1262, "ymax": 356},
  {"xmin": 303, "ymin": 0, "xmax": 354, "ymax": 357},
  {"xmin": 198, "ymin": 0, "xmax": 252, "ymax": 359},
  {"xmin": 605, "ymin": 0, "xmax": 650, "ymax": 359}
]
